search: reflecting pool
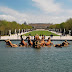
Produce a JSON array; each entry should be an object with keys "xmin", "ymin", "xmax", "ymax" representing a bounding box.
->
[{"xmin": 0, "ymin": 41, "xmax": 72, "ymax": 72}]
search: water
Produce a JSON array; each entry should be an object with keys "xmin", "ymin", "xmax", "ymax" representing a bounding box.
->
[{"xmin": 0, "ymin": 41, "xmax": 72, "ymax": 72}]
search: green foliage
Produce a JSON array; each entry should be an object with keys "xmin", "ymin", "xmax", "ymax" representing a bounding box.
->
[
  {"xmin": 65, "ymin": 18, "xmax": 72, "ymax": 30},
  {"xmin": 60, "ymin": 22, "xmax": 65, "ymax": 29},
  {"xmin": 0, "ymin": 20, "xmax": 32, "ymax": 35},
  {"xmin": 49, "ymin": 18, "xmax": 72, "ymax": 34}
]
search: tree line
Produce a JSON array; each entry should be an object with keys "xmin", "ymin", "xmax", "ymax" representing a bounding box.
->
[
  {"xmin": 0, "ymin": 20, "xmax": 32, "ymax": 35},
  {"xmin": 49, "ymin": 18, "xmax": 72, "ymax": 35}
]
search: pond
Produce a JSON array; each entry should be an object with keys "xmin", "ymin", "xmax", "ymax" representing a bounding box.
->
[{"xmin": 0, "ymin": 41, "xmax": 72, "ymax": 72}]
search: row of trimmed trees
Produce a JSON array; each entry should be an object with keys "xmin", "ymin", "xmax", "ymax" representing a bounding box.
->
[
  {"xmin": 0, "ymin": 20, "xmax": 32, "ymax": 35},
  {"xmin": 49, "ymin": 18, "xmax": 72, "ymax": 35}
]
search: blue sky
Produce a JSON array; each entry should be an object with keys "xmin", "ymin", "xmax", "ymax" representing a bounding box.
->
[
  {"xmin": 0, "ymin": 0, "xmax": 72, "ymax": 24},
  {"xmin": 0, "ymin": 0, "xmax": 41, "ymax": 14}
]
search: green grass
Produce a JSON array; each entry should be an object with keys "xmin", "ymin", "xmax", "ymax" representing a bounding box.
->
[{"xmin": 24, "ymin": 31, "xmax": 59, "ymax": 36}]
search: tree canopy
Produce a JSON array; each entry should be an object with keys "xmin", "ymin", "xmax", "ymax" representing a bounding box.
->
[
  {"xmin": 0, "ymin": 20, "xmax": 32, "ymax": 35},
  {"xmin": 49, "ymin": 18, "xmax": 72, "ymax": 33}
]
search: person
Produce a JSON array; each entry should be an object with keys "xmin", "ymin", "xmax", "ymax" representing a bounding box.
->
[
  {"xmin": 61, "ymin": 40, "xmax": 69, "ymax": 46},
  {"xmin": 42, "ymin": 34, "xmax": 44, "ymax": 40},
  {"xmin": 44, "ymin": 35, "xmax": 45, "ymax": 39},
  {"xmin": 54, "ymin": 44, "xmax": 62, "ymax": 48},
  {"xmin": 33, "ymin": 34, "xmax": 41, "ymax": 48},
  {"xmin": 19, "ymin": 35, "xmax": 27, "ymax": 47},
  {"xmin": 45, "ymin": 37, "xmax": 53, "ymax": 46},
  {"xmin": 5, "ymin": 39, "xmax": 18, "ymax": 47},
  {"xmin": 50, "ymin": 34, "xmax": 53, "ymax": 38},
  {"xmin": 35, "ymin": 34, "xmax": 40, "ymax": 40},
  {"xmin": 40, "ymin": 36, "xmax": 45, "ymax": 47},
  {"xmin": 60, "ymin": 35, "xmax": 62, "ymax": 38},
  {"xmin": 27, "ymin": 36, "xmax": 33, "ymax": 47},
  {"xmin": 64, "ymin": 40, "xmax": 70, "ymax": 45},
  {"xmin": 34, "ymin": 35, "xmax": 35, "ymax": 40},
  {"xmin": 54, "ymin": 40, "xmax": 69, "ymax": 47}
]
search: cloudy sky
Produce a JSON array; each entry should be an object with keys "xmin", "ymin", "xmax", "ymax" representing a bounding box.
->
[{"xmin": 0, "ymin": 0, "xmax": 72, "ymax": 24}]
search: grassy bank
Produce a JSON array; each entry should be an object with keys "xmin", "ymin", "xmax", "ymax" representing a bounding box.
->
[{"xmin": 24, "ymin": 31, "xmax": 59, "ymax": 36}]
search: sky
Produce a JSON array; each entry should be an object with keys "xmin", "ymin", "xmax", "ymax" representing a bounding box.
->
[{"xmin": 0, "ymin": 0, "xmax": 72, "ymax": 24}]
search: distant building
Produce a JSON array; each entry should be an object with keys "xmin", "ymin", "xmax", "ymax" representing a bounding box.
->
[
  {"xmin": 28, "ymin": 23, "xmax": 52, "ymax": 29},
  {"xmin": 24, "ymin": 21, "xmax": 27, "ymax": 25}
]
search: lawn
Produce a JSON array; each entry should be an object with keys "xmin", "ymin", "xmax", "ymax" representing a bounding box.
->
[{"xmin": 24, "ymin": 31, "xmax": 59, "ymax": 36}]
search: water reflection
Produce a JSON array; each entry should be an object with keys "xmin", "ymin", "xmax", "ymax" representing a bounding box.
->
[{"xmin": 0, "ymin": 41, "xmax": 72, "ymax": 72}]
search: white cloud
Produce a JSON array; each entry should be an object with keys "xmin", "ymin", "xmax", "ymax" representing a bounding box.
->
[
  {"xmin": 32, "ymin": 0, "xmax": 62, "ymax": 13},
  {"xmin": 0, "ymin": 15, "xmax": 16, "ymax": 21},
  {"xmin": 32, "ymin": 0, "xmax": 72, "ymax": 15},
  {"xmin": 0, "ymin": 6, "xmax": 28, "ymax": 24},
  {"xmin": 28, "ymin": 15, "xmax": 70, "ymax": 24},
  {"xmin": 0, "ymin": 6, "xmax": 72, "ymax": 24}
]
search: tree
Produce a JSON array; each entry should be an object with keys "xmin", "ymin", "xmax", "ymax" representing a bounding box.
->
[{"xmin": 0, "ymin": 20, "xmax": 32, "ymax": 35}]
